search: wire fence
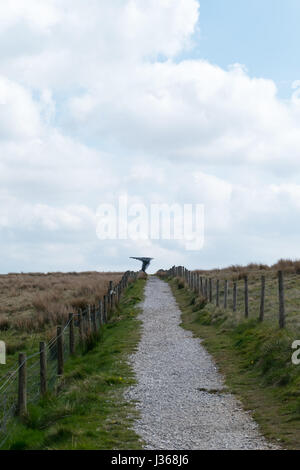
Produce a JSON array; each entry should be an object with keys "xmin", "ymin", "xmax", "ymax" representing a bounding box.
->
[
  {"xmin": 166, "ymin": 266, "xmax": 300, "ymax": 330},
  {"xmin": 0, "ymin": 270, "xmax": 137, "ymax": 449}
]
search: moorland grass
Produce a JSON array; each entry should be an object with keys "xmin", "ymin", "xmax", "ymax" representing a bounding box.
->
[
  {"xmin": 3, "ymin": 279, "xmax": 146, "ymax": 450},
  {"xmin": 0, "ymin": 272, "xmax": 123, "ymax": 380}
]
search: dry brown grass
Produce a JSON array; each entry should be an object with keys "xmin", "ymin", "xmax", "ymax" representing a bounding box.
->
[
  {"xmin": 0, "ymin": 271, "xmax": 123, "ymax": 332},
  {"xmin": 192, "ymin": 258, "xmax": 300, "ymax": 281}
]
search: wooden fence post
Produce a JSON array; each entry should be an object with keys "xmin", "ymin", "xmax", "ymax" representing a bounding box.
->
[
  {"xmin": 91, "ymin": 307, "xmax": 97, "ymax": 334},
  {"xmin": 57, "ymin": 326, "xmax": 64, "ymax": 376},
  {"xmin": 244, "ymin": 276, "xmax": 249, "ymax": 318},
  {"xmin": 109, "ymin": 281, "xmax": 113, "ymax": 312},
  {"xmin": 40, "ymin": 342, "xmax": 47, "ymax": 397},
  {"xmin": 18, "ymin": 353, "xmax": 27, "ymax": 417},
  {"xmin": 98, "ymin": 300, "xmax": 103, "ymax": 327},
  {"xmin": 103, "ymin": 295, "xmax": 107, "ymax": 323},
  {"xmin": 116, "ymin": 284, "xmax": 120, "ymax": 304},
  {"xmin": 78, "ymin": 311, "xmax": 84, "ymax": 345},
  {"xmin": 224, "ymin": 280, "xmax": 228, "ymax": 309},
  {"xmin": 259, "ymin": 276, "xmax": 265, "ymax": 322},
  {"xmin": 209, "ymin": 279, "xmax": 213, "ymax": 303},
  {"xmin": 216, "ymin": 280, "xmax": 220, "ymax": 307},
  {"xmin": 233, "ymin": 282, "xmax": 237, "ymax": 312},
  {"xmin": 69, "ymin": 313, "xmax": 75, "ymax": 355},
  {"xmin": 278, "ymin": 271, "xmax": 285, "ymax": 329},
  {"xmin": 114, "ymin": 285, "xmax": 118, "ymax": 306},
  {"xmin": 112, "ymin": 283, "xmax": 116, "ymax": 311},
  {"xmin": 87, "ymin": 305, "xmax": 92, "ymax": 333}
]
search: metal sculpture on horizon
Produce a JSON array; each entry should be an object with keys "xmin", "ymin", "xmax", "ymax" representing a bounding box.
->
[{"xmin": 130, "ymin": 257, "xmax": 154, "ymax": 273}]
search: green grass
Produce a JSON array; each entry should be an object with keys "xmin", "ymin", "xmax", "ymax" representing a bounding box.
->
[
  {"xmin": 168, "ymin": 276, "xmax": 300, "ymax": 450},
  {"xmin": 0, "ymin": 330, "xmax": 51, "ymax": 378},
  {"xmin": 3, "ymin": 280, "xmax": 146, "ymax": 450},
  {"xmin": 187, "ymin": 267, "xmax": 300, "ymax": 330}
]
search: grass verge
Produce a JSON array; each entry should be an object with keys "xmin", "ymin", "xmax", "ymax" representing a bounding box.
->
[
  {"xmin": 4, "ymin": 279, "xmax": 146, "ymax": 450},
  {"xmin": 168, "ymin": 276, "xmax": 300, "ymax": 450}
]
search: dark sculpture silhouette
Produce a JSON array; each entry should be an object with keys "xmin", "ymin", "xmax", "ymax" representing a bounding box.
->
[{"xmin": 130, "ymin": 257, "xmax": 153, "ymax": 273}]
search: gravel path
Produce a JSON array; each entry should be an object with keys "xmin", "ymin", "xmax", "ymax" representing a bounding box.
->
[{"xmin": 125, "ymin": 276, "xmax": 277, "ymax": 450}]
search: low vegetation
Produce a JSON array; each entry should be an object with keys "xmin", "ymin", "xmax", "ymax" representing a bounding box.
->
[
  {"xmin": 0, "ymin": 272, "xmax": 123, "ymax": 379},
  {"xmin": 4, "ymin": 279, "xmax": 146, "ymax": 450},
  {"xmin": 193, "ymin": 258, "xmax": 300, "ymax": 277},
  {"xmin": 159, "ymin": 258, "xmax": 300, "ymax": 330}
]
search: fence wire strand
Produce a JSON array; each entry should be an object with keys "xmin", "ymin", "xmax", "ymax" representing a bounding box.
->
[
  {"xmin": 0, "ymin": 317, "xmax": 73, "ymax": 448},
  {"xmin": 0, "ymin": 272, "xmax": 130, "ymax": 449}
]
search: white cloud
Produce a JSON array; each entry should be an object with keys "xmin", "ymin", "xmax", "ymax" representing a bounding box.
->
[
  {"xmin": 0, "ymin": 75, "xmax": 41, "ymax": 139},
  {"xmin": 0, "ymin": 0, "xmax": 60, "ymax": 32},
  {"xmin": 0, "ymin": 0, "xmax": 299, "ymax": 272}
]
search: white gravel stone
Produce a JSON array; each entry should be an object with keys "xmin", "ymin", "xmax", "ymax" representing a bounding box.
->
[{"xmin": 125, "ymin": 277, "xmax": 279, "ymax": 450}]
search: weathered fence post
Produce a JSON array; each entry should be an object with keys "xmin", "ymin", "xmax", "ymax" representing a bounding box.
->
[
  {"xmin": 209, "ymin": 278, "xmax": 213, "ymax": 303},
  {"xmin": 40, "ymin": 342, "xmax": 47, "ymax": 397},
  {"xmin": 87, "ymin": 305, "xmax": 92, "ymax": 333},
  {"xmin": 110, "ymin": 281, "xmax": 115, "ymax": 311},
  {"xmin": 259, "ymin": 276, "xmax": 265, "ymax": 322},
  {"xmin": 224, "ymin": 280, "xmax": 228, "ymax": 309},
  {"xmin": 57, "ymin": 326, "xmax": 64, "ymax": 376},
  {"xmin": 78, "ymin": 311, "xmax": 84, "ymax": 345},
  {"xmin": 117, "ymin": 284, "xmax": 121, "ymax": 304},
  {"xmin": 18, "ymin": 353, "xmax": 27, "ymax": 417},
  {"xmin": 115, "ymin": 285, "xmax": 118, "ymax": 306},
  {"xmin": 233, "ymin": 282, "xmax": 237, "ymax": 312},
  {"xmin": 278, "ymin": 271, "xmax": 285, "ymax": 329},
  {"xmin": 69, "ymin": 313, "xmax": 75, "ymax": 355},
  {"xmin": 244, "ymin": 276, "xmax": 249, "ymax": 318},
  {"xmin": 107, "ymin": 282, "xmax": 112, "ymax": 312},
  {"xmin": 91, "ymin": 307, "xmax": 97, "ymax": 334},
  {"xmin": 98, "ymin": 300, "xmax": 103, "ymax": 327},
  {"xmin": 103, "ymin": 295, "xmax": 107, "ymax": 323},
  {"xmin": 216, "ymin": 280, "xmax": 220, "ymax": 307}
]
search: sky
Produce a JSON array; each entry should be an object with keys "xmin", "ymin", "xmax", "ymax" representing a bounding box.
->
[
  {"xmin": 0, "ymin": 0, "xmax": 300, "ymax": 274},
  {"xmin": 189, "ymin": 0, "xmax": 300, "ymax": 99}
]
